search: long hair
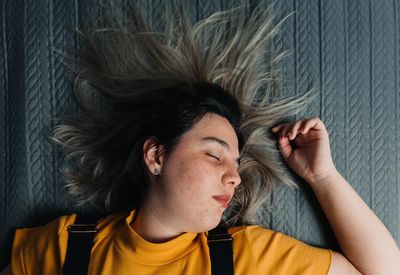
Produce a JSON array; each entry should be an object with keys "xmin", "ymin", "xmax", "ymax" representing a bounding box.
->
[{"xmin": 51, "ymin": 1, "xmax": 315, "ymax": 226}]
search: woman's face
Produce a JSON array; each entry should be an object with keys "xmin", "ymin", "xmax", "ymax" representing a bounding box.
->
[{"xmin": 146, "ymin": 113, "xmax": 241, "ymax": 233}]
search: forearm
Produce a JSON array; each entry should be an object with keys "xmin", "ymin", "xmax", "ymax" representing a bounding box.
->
[{"xmin": 310, "ymin": 169, "xmax": 400, "ymax": 275}]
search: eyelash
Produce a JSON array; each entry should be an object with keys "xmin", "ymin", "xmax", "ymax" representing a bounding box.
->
[{"xmin": 207, "ymin": 153, "xmax": 220, "ymax": 161}]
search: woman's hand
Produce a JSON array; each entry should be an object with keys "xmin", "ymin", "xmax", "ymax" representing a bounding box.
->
[
  {"xmin": 273, "ymin": 117, "xmax": 400, "ymax": 274},
  {"xmin": 271, "ymin": 117, "xmax": 336, "ymax": 186}
]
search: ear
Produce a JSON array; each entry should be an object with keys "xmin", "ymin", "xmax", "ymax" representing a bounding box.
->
[{"xmin": 143, "ymin": 137, "xmax": 165, "ymax": 176}]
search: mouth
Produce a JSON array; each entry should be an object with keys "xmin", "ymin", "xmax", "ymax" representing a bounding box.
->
[{"xmin": 212, "ymin": 195, "xmax": 231, "ymax": 208}]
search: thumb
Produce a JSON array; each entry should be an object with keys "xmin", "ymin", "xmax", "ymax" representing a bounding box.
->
[{"xmin": 278, "ymin": 136, "xmax": 293, "ymax": 160}]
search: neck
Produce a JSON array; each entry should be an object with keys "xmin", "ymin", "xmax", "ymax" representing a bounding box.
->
[{"xmin": 130, "ymin": 198, "xmax": 184, "ymax": 243}]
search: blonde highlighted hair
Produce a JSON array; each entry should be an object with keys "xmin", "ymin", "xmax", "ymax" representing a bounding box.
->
[{"xmin": 51, "ymin": 1, "xmax": 315, "ymax": 226}]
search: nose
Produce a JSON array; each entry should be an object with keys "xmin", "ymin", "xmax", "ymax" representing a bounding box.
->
[{"xmin": 223, "ymin": 167, "xmax": 241, "ymax": 188}]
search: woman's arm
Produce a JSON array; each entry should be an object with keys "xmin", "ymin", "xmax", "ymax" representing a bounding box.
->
[
  {"xmin": 312, "ymin": 168, "xmax": 400, "ymax": 274},
  {"xmin": 272, "ymin": 117, "xmax": 400, "ymax": 275}
]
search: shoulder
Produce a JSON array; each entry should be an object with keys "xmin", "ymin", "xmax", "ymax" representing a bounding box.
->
[
  {"xmin": 229, "ymin": 224, "xmax": 329, "ymax": 251},
  {"xmin": 12, "ymin": 213, "xmax": 76, "ymax": 255},
  {"xmin": 11, "ymin": 213, "xmax": 76, "ymax": 274},
  {"xmin": 228, "ymin": 224, "xmax": 303, "ymax": 245},
  {"xmin": 11, "ymin": 212, "xmax": 127, "ymax": 274},
  {"xmin": 228, "ymin": 225, "xmax": 332, "ymax": 274}
]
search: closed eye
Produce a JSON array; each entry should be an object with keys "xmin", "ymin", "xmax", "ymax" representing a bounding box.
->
[{"xmin": 206, "ymin": 153, "xmax": 220, "ymax": 161}]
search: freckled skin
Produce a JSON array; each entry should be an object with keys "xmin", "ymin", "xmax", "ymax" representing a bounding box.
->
[{"xmin": 141, "ymin": 113, "xmax": 241, "ymax": 236}]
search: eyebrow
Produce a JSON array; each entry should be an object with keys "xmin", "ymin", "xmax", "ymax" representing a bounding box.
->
[{"xmin": 201, "ymin": 136, "xmax": 241, "ymax": 167}]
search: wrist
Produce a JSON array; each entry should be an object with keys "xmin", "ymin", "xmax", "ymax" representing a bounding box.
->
[{"xmin": 307, "ymin": 167, "xmax": 341, "ymax": 193}]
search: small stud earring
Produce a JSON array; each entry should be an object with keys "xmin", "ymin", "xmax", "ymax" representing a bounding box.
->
[{"xmin": 153, "ymin": 168, "xmax": 160, "ymax": 176}]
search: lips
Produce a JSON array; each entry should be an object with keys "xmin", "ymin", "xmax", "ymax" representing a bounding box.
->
[{"xmin": 212, "ymin": 194, "xmax": 232, "ymax": 208}]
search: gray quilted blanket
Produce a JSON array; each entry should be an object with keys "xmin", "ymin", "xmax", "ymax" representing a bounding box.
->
[{"xmin": 1, "ymin": 0, "xmax": 399, "ymax": 269}]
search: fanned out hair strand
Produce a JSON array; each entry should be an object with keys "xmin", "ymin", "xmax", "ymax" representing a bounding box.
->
[{"xmin": 51, "ymin": 1, "xmax": 316, "ymax": 226}]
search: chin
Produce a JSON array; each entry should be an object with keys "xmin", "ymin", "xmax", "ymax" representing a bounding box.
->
[
  {"xmin": 203, "ymin": 215, "xmax": 223, "ymax": 232},
  {"xmin": 185, "ymin": 207, "xmax": 224, "ymax": 232},
  {"xmin": 186, "ymin": 215, "xmax": 221, "ymax": 233}
]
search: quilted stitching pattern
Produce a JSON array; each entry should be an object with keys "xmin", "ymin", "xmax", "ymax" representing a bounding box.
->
[{"xmin": 1, "ymin": 0, "xmax": 399, "ymax": 269}]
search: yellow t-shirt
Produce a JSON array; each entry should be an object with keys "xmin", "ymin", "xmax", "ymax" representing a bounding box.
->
[{"xmin": 12, "ymin": 209, "xmax": 332, "ymax": 274}]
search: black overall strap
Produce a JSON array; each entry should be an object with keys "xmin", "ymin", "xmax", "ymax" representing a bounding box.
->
[
  {"xmin": 64, "ymin": 214, "xmax": 234, "ymax": 275},
  {"xmin": 63, "ymin": 213, "xmax": 105, "ymax": 275},
  {"xmin": 207, "ymin": 224, "xmax": 234, "ymax": 275}
]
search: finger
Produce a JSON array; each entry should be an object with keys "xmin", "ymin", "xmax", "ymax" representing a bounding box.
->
[
  {"xmin": 302, "ymin": 117, "xmax": 323, "ymax": 133},
  {"xmin": 271, "ymin": 124, "xmax": 285, "ymax": 133},
  {"xmin": 298, "ymin": 119, "xmax": 310, "ymax": 134},
  {"xmin": 279, "ymin": 123, "xmax": 293, "ymax": 139},
  {"xmin": 278, "ymin": 136, "xmax": 292, "ymax": 159},
  {"xmin": 272, "ymin": 123, "xmax": 292, "ymax": 137},
  {"xmin": 288, "ymin": 119, "xmax": 307, "ymax": 140}
]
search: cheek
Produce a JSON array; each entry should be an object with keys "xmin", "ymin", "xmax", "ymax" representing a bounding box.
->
[
  {"xmin": 165, "ymin": 154, "xmax": 214, "ymax": 202},
  {"xmin": 179, "ymin": 160, "xmax": 205, "ymax": 194}
]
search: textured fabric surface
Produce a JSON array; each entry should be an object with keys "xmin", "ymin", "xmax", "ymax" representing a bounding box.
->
[{"xmin": 1, "ymin": 0, "xmax": 400, "ymax": 269}]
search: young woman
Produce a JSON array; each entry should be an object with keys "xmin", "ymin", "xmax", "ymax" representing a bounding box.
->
[{"xmin": 2, "ymin": 2, "xmax": 399, "ymax": 274}]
